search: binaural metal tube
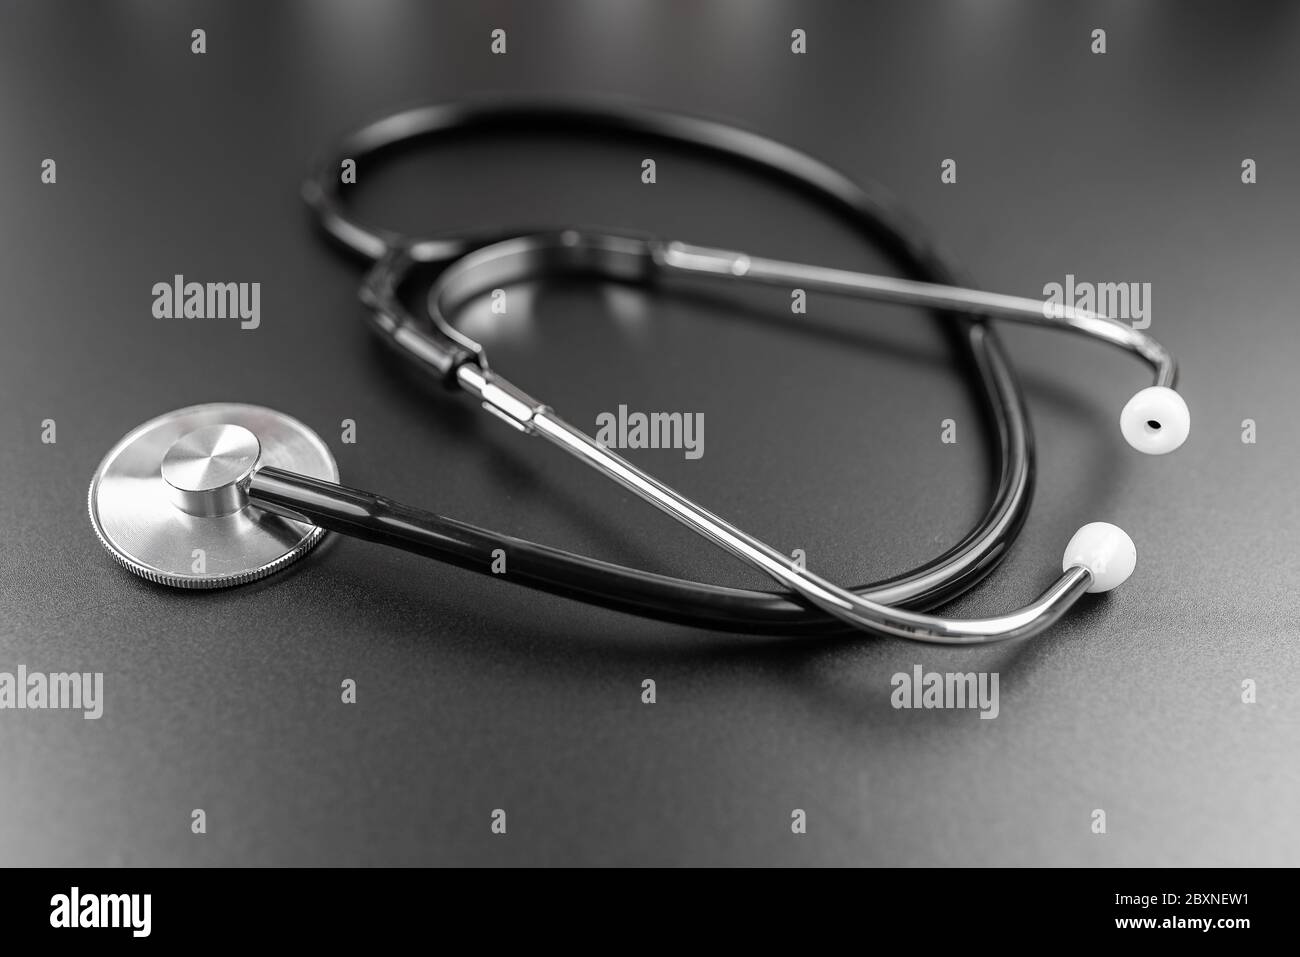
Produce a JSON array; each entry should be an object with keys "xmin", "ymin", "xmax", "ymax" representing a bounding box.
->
[
  {"xmin": 454, "ymin": 362, "xmax": 1094, "ymax": 645},
  {"xmin": 657, "ymin": 241, "xmax": 1177, "ymax": 388}
]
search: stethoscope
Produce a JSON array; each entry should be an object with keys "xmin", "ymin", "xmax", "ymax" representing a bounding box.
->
[{"xmin": 88, "ymin": 98, "xmax": 1190, "ymax": 644}]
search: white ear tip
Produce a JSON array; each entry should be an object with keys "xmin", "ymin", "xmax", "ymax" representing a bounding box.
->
[
  {"xmin": 1063, "ymin": 522, "xmax": 1137, "ymax": 592},
  {"xmin": 1120, "ymin": 386, "xmax": 1189, "ymax": 454}
]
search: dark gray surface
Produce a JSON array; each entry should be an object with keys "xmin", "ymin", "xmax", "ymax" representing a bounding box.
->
[{"xmin": 1, "ymin": 0, "xmax": 1297, "ymax": 866}]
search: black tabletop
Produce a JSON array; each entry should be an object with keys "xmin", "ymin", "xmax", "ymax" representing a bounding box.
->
[{"xmin": 1, "ymin": 0, "xmax": 1297, "ymax": 866}]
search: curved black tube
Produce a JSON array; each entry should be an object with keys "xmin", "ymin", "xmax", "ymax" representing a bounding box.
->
[{"xmin": 303, "ymin": 98, "xmax": 1036, "ymax": 633}]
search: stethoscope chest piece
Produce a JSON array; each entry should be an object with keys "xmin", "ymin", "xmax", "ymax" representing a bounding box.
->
[{"xmin": 88, "ymin": 403, "xmax": 338, "ymax": 588}]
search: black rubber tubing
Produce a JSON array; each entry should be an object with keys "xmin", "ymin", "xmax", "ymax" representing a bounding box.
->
[{"xmin": 303, "ymin": 99, "xmax": 1036, "ymax": 635}]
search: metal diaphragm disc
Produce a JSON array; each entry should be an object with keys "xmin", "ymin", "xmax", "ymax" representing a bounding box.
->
[{"xmin": 88, "ymin": 403, "xmax": 338, "ymax": 589}]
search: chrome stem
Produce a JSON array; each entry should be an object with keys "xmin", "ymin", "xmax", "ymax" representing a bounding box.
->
[
  {"xmin": 658, "ymin": 241, "xmax": 1177, "ymax": 388},
  {"xmin": 457, "ymin": 362, "xmax": 1094, "ymax": 645}
]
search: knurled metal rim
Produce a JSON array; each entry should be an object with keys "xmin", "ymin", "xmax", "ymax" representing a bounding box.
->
[{"xmin": 86, "ymin": 479, "xmax": 327, "ymax": 589}]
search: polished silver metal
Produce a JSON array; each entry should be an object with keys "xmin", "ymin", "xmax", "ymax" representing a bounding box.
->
[
  {"xmin": 658, "ymin": 241, "xmax": 1178, "ymax": 387},
  {"xmin": 88, "ymin": 403, "xmax": 338, "ymax": 589},
  {"xmin": 161, "ymin": 423, "xmax": 262, "ymax": 517},
  {"xmin": 431, "ymin": 230, "xmax": 1153, "ymax": 643},
  {"xmin": 427, "ymin": 231, "xmax": 1176, "ymax": 390},
  {"xmin": 457, "ymin": 353, "xmax": 1094, "ymax": 644}
]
